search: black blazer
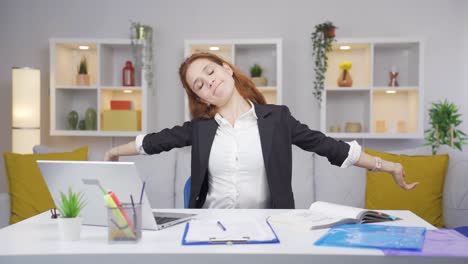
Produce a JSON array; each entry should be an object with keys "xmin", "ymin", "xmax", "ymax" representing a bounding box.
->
[{"xmin": 142, "ymin": 104, "xmax": 350, "ymax": 209}]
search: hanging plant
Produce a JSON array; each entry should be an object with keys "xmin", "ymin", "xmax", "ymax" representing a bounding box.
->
[
  {"xmin": 424, "ymin": 99, "xmax": 467, "ymax": 154},
  {"xmin": 130, "ymin": 21, "xmax": 154, "ymax": 95},
  {"xmin": 311, "ymin": 21, "xmax": 337, "ymax": 103}
]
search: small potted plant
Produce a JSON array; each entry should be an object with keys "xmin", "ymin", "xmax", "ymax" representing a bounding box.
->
[
  {"xmin": 311, "ymin": 21, "xmax": 337, "ymax": 102},
  {"xmin": 424, "ymin": 100, "xmax": 467, "ymax": 154},
  {"xmin": 57, "ymin": 188, "xmax": 86, "ymax": 241},
  {"xmin": 76, "ymin": 56, "xmax": 90, "ymax": 86},
  {"xmin": 249, "ymin": 64, "xmax": 268, "ymax": 87}
]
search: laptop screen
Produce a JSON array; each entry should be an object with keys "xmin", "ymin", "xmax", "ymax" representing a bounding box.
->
[{"xmin": 37, "ymin": 160, "xmax": 159, "ymax": 230}]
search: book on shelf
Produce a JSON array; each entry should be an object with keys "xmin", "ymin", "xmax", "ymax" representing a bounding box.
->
[
  {"xmin": 110, "ymin": 100, "xmax": 132, "ymax": 110},
  {"xmin": 269, "ymin": 201, "xmax": 402, "ymax": 230}
]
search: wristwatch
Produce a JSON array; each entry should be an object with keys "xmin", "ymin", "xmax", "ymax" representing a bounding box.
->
[{"xmin": 371, "ymin": 157, "xmax": 382, "ymax": 172}]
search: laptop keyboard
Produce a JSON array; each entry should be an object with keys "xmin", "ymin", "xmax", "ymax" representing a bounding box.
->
[{"xmin": 155, "ymin": 216, "xmax": 181, "ymax": 225}]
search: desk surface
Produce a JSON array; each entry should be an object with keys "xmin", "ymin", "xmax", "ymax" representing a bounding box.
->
[{"xmin": 0, "ymin": 209, "xmax": 464, "ymax": 264}]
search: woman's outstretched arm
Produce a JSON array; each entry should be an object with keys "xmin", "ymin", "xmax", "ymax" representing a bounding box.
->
[
  {"xmin": 354, "ymin": 151, "xmax": 419, "ymax": 190},
  {"xmin": 104, "ymin": 141, "xmax": 138, "ymax": 161}
]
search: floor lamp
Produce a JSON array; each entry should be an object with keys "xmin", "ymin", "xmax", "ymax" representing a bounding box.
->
[{"xmin": 12, "ymin": 67, "xmax": 40, "ymax": 154}]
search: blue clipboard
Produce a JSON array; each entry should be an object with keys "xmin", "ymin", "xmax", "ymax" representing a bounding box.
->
[{"xmin": 181, "ymin": 220, "xmax": 280, "ymax": 245}]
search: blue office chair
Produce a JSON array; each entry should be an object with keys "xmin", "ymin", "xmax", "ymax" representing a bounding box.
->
[{"xmin": 183, "ymin": 176, "xmax": 191, "ymax": 208}]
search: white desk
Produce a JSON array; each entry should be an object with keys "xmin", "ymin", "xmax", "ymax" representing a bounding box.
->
[{"xmin": 0, "ymin": 209, "xmax": 465, "ymax": 264}]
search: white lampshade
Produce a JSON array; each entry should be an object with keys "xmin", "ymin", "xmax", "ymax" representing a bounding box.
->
[
  {"xmin": 12, "ymin": 129, "xmax": 40, "ymax": 154},
  {"xmin": 12, "ymin": 67, "xmax": 40, "ymax": 154}
]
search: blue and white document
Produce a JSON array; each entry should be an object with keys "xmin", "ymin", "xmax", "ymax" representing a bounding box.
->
[{"xmin": 314, "ymin": 224, "xmax": 426, "ymax": 251}]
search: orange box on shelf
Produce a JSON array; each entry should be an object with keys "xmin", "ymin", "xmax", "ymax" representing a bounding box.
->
[
  {"xmin": 375, "ymin": 120, "xmax": 387, "ymax": 133},
  {"xmin": 102, "ymin": 110, "xmax": 141, "ymax": 131},
  {"xmin": 110, "ymin": 100, "xmax": 132, "ymax": 110}
]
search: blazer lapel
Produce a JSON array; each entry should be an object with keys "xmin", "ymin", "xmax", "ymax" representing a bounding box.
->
[
  {"xmin": 198, "ymin": 119, "xmax": 218, "ymax": 177},
  {"xmin": 255, "ymin": 104, "xmax": 274, "ymax": 170}
]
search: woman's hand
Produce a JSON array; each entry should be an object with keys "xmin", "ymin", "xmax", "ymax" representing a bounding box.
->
[
  {"xmin": 104, "ymin": 149, "xmax": 119, "ymax": 161},
  {"xmin": 390, "ymin": 162, "xmax": 419, "ymax": 190}
]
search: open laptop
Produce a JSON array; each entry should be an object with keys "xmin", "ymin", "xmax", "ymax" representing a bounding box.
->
[{"xmin": 37, "ymin": 160, "xmax": 195, "ymax": 230}]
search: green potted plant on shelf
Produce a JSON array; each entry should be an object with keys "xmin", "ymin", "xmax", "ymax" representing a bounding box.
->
[
  {"xmin": 250, "ymin": 64, "xmax": 267, "ymax": 87},
  {"xmin": 311, "ymin": 21, "xmax": 337, "ymax": 103},
  {"xmin": 424, "ymin": 99, "xmax": 467, "ymax": 154},
  {"xmin": 76, "ymin": 56, "xmax": 90, "ymax": 86},
  {"xmin": 57, "ymin": 188, "xmax": 86, "ymax": 241}
]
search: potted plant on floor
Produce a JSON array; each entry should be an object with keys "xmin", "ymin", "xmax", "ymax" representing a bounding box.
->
[
  {"xmin": 311, "ymin": 21, "xmax": 337, "ymax": 103},
  {"xmin": 57, "ymin": 188, "xmax": 86, "ymax": 241},
  {"xmin": 76, "ymin": 56, "xmax": 90, "ymax": 86},
  {"xmin": 250, "ymin": 64, "xmax": 268, "ymax": 87},
  {"xmin": 425, "ymin": 99, "xmax": 467, "ymax": 154}
]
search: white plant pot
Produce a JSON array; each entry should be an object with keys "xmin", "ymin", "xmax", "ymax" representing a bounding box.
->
[{"xmin": 58, "ymin": 217, "xmax": 83, "ymax": 241}]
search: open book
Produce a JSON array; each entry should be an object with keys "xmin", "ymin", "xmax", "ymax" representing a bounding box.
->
[{"xmin": 269, "ymin": 201, "xmax": 401, "ymax": 230}]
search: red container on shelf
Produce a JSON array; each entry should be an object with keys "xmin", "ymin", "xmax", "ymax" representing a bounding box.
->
[
  {"xmin": 122, "ymin": 61, "xmax": 135, "ymax": 86},
  {"xmin": 110, "ymin": 100, "xmax": 132, "ymax": 110}
]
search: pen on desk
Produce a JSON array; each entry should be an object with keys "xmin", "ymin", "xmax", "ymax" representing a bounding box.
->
[
  {"xmin": 139, "ymin": 181, "xmax": 146, "ymax": 204},
  {"xmin": 378, "ymin": 212, "xmax": 401, "ymax": 221},
  {"xmin": 389, "ymin": 215, "xmax": 402, "ymax": 221},
  {"xmin": 217, "ymin": 220, "xmax": 227, "ymax": 231},
  {"xmin": 130, "ymin": 194, "xmax": 137, "ymax": 230}
]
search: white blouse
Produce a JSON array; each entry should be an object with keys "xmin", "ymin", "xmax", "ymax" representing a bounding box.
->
[{"xmin": 203, "ymin": 103, "xmax": 269, "ymax": 208}]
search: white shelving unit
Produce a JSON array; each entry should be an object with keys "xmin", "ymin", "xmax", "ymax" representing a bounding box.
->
[
  {"xmin": 320, "ymin": 38, "xmax": 424, "ymax": 139},
  {"xmin": 49, "ymin": 38, "xmax": 148, "ymax": 136},
  {"xmin": 184, "ymin": 38, "xmax": 282, "ymax": 121}
]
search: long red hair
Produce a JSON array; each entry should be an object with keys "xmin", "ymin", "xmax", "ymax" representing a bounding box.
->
[{"xmin": 179, "ymin": 52, "xmax": 266, "ymax": 119}]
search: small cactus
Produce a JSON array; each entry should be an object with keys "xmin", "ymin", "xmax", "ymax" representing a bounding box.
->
[
  {"xmin": 250, "ymin": 64, "xmax": 263, "ymax": 78},
  {"xmin": 78, "ymin": 56, "xmax": 88, "ymax": 75}
]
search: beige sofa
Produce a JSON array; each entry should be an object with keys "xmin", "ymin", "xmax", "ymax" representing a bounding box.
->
[{"xmin": 0, "ymin": 145, "xmax": 467, "ymax": 228}]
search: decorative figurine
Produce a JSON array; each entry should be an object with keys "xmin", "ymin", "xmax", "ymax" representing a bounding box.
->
[
  {"xmin": 84, "ymin": 108, "xmax": 97, "ymax": 130},
  {"xmin": 389, "ymin": 66, "xmax": 399, "ymax": 87},
  {"xmin": 66, "ymin": 110, "xmax": 79, "ymax": 130}
]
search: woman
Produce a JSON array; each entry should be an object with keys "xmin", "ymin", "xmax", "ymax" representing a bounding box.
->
[{"xmin": 104, "ymin": 52, "xmax": 418, "ymax": 209}]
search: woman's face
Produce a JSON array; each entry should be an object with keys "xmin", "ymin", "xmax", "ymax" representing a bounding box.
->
[{"xmin": 185, "ymin": 58, "xmax": 235, "ymax": 107}]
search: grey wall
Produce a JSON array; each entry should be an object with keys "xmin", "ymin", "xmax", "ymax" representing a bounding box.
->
[
  {"xmin": 1, "ymin": 0, "xmax": 467, "ymax": 193},
  {"xmin": 464, "ymin": 0, "xmax": 468, "ymax": 130}
]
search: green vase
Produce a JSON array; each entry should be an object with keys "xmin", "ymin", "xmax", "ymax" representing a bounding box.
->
[
  {"xmin": 66, "ymin": 110, "xmax": 79, "ymax": 130},
  {"xmin": 85, "ymin": 108, "xmax": 97, "ymax": 130},
  {"xmin": 78, "ymin": 120, "xmax": 86, "ymax": 130}
]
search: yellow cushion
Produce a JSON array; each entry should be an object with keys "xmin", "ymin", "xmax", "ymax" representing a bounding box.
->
[
  {"xmin": 3, "ymin": 146, "xmax": 88, "ymax": 224},
  {"xmin": 365, "ymin": 148, "xmax": 449, "ymax": 227}
]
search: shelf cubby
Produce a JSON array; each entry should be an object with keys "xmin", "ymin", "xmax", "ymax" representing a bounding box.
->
[
  {"xmin": 54, "ymin": 88, "xmax": 97, "ymax": 131},
  {"xmin": 325, "ymin": 43, "xmax": 372, "ymax": 88},
  {"xmin": 184, "ymin": 39, "xmax": 282, "ymax": 120},
  {"xmin": 373, "ymin": 42, "xmax": 419, "ymax": 87},
  {"xmin": 325, "ymin": 90, "xmax": 370, "ymax": 134},
  {"xmin": 53, "ymin": 43, "xmax": 98, "ymax": 87}
]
